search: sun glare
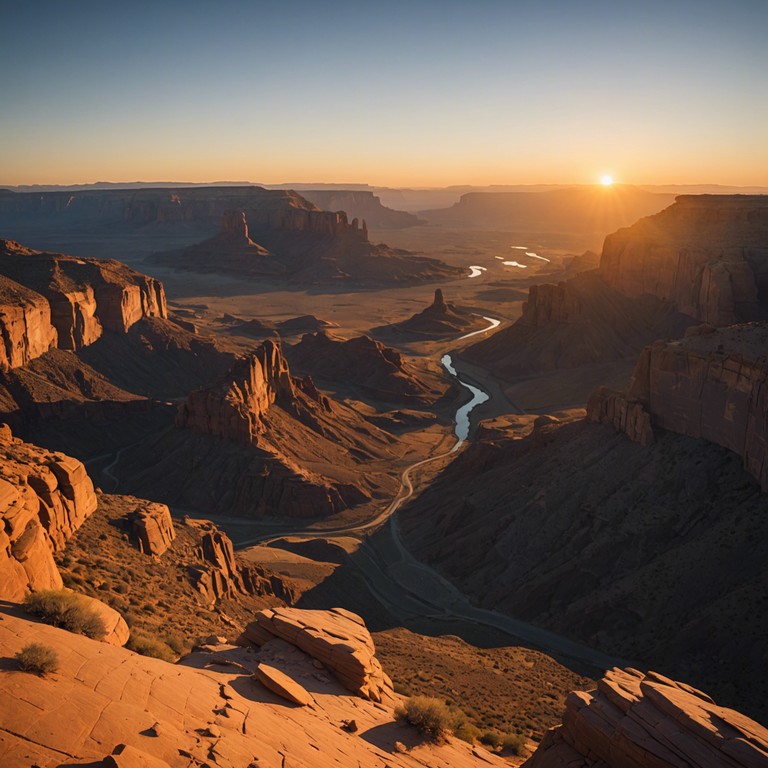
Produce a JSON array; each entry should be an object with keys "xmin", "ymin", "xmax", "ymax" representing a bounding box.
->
[{"xmin": 601, "ymin": 175, "xmax": 614, "ymax": 186}]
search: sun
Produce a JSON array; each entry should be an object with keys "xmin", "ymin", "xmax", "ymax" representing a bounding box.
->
[{"xmin": 601, "ymin": 175, "xmax": 614, "ymax": 186}]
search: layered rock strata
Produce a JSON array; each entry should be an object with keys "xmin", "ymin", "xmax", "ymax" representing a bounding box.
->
[
  {"xmin": 177, "ymin": 339, "xmax": 295, "ymax": 445},
  {"xmin": 600, "ymin": 195, "xmax": 768, "ymax": 325},
  {"xmin": 0, "ymin": 424, "xmax": 97, "ymax": 600},
  {"xmin": 0, "ymin": 239, "xmax": 167, "ymax": 375},
  {"xmin": 185, "ymin": 519, "xmax": 294, "ymax": 604},
  {"xmin": 588, "ymin": 323, "xmax": 768, "ymax": 490},
  {"xmin": 240, "ymin": 606, "xmax": 394, "ymax": 703},
  {"xmin": 524, "ymin": 667, "xmax": 768, "ymax": 768}
]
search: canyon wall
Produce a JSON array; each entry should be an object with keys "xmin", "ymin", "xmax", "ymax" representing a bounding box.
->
[
  {"xmin": 0, "ymin": 424, "xmax": 97, "ymax": 600},
  {"xmin": 0, "ymin": 239, "xmax": 167, "ymax": 363},
  {"xmin": 600, "ymin": 195, "xmax": 768, "ymax": 325},
  {"xmin": 588, "ymin": 323, "xmax": 768, "ymax": 490}
]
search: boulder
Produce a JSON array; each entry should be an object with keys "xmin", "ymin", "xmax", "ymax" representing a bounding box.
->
[
  {"xmin": 241, "ymin": 607, "xmax": 394, "ymax": 703},
  {"xmin": 75, "ymin": 592, "xmax": 130, "ymax": 647},
  {"xmin": 106, "ymin": 744, "xmax": 172, "ymax": 768},
  {"xmin": 523, "ymin": 667, "xmax": 768, "ymax": 768},
  {"xmin": 128, "ymin": 502, "xmax": 175, "ymax": 556},
  {"xmin": 253, "ymin": 662, "xmax": 312, "ymax": 706}
]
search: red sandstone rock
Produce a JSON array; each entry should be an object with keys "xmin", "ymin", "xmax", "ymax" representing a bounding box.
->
[
  {"xmin": 177, "ymin": 339, "xmax": 294, "ymax": 446},
  {"xmin": 253, "ymin": 662, "xmax": 313, "ymax": 706},
  {"xmin": 0, "ymin": 239, "xmax": 167, "ymax": 352},
  {"xmin": 241, "ymin": 607, "xmax": 394, "ymax": 703},
  {"xmin": 523, "ymin": 667, "xmax": 768, "ymax": 768},
  {"xmin": 128, "ymin": 502, "xmax": 175, "ymax": 556},
  {"xmin": 0, "ymin": 426, "xmax": 97, "ymax": 600},
  {"xmin": 74, "ymin": 591, "xmax": 130, "ymax": 646},
  {"xmin": 0, "ymin": 273, "xmax": 57, "ymax": 370}
]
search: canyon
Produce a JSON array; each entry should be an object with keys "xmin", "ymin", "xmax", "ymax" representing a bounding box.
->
[{"xmin": 0, "ymin": 189, "xmax": 766, "ymax": 768}]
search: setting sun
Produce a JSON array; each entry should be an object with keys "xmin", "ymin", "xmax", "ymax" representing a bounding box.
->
[{"xmin": 601, "ymin": 175, "xmax": 614, "ymax": 186}]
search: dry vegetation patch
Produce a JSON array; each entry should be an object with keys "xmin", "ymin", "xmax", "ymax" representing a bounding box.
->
[{"xmin": 375, "ymin": 627, "xmax": 593, "ymax": 744}]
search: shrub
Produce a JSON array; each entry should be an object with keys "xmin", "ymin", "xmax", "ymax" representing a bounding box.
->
[
  {"xmin": 453, "ymin": 721, "xmax": 481, "ymax": 744},
  {"xmin": 24, "ymin": 590, "xmax": 106, "ymax": 640},
  {"xmin": 480, "ymin": 730, "xmax": 504, "ymax": 749},
  {"xmin": 15, "ymin": 643, "xmax": 59, "ymax": 676},
  {"xmin": 502, "ymin": 732, "xmax": 527, "ymax": 757},
  {"xmin": 127, "ymin": 629, "xmax": 176, "ymax": 662},
  {"xmin": 396, "ymin": 696, "xmax": 458, "ymax": 742}
]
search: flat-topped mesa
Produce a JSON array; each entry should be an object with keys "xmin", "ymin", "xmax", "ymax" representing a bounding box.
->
[
  {"xmin": 176, "ymin": 339, "xmax": 296, "ymax": 445},
  {"xmin": 0, "ymin": 239, "xmax": 167, "ymax": 353},
  {"xmin": 523, "ymin": 667, "xmax": 768, "ymax": 768},
  {"xmin": 0, "ymin": 424, "xmax": 97, "ymax": 600},
  {"xmin": 588, "ymin": 322, "xmax": 768, "ymax": 490},
  {"xmin": 599, "ymin": 195, "xmax": 768, "ymax": 325}
]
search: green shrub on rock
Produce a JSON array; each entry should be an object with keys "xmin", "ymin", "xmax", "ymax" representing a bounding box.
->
[{"xmin": 24, "ymin": 589, "xmax": 107, "ymax": 640}]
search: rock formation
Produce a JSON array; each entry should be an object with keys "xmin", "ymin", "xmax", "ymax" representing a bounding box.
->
[
  {"xmin": 297, "ymin": 189, "xmax": 424, "ymax": 229},
  {"xmin": 287, "ymin": 331, "xmax": 434, "ymax": 404},
  {"xmin": 0, "ymin": 274, "xmax": 58, "ymax": 370},
  {"xmin": 374, "ymin": 288, "xmax": 488, "ymax": 339},
  {"xmin": 0, "ymin": 604, "xmax": 504, "ymax": 767},
  {"xmin": 185, "ymin": 518, "xmax": 295, "ymax": 604},
  {"xmin": 464, "ymin": 272, "xmax": 694, "ymax": 379},
  {"xmin": 128, "ymin": 502, "xmax": 175, "ymax": 556},
  {"xmin": 600, "ymin": 195, "xmax": 768, "ymax": 325},
  {"xmin": 588, "ymin": 322, "xmax": 768, "ymax": 490},
  {"xmin": 0, "ymin": 239, "xmax": 166, "ymax": 352},
  {"xmin": 524, "ymin": 667, "xmax": 768, "ymax": 768},
  {"xmin": 241, "ymin": 606, "xmax": 395, "ymax": 703},
  {"xmin": 177, "ymin": 339, "xmax": 296, "ymax": 446},
  {"xmin": 0, "ymin": 424, "xmax": 97, "ymax": 600}
]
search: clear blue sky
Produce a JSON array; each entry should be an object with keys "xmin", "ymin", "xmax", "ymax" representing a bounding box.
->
[{"xmin": 1, "ymin": 0, "xmax": 766, "ymax": 186}]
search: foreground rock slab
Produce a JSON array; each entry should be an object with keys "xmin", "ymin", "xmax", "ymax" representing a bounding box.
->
[
  {"xmin": 0, "ymin": 605, "xmax": 504, "ymax": 767},
  {"xmin": 523, "ymin": 667, "xmax": 768, "ymax": 768},
  {"xmin": 241, "ymin": 606, "xmax": 395, "ymax": 704}
]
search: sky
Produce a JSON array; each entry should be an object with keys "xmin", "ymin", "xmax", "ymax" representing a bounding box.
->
[{"xmin": 1, "ymin": 0, "xmax": 766, "ymax": 187}]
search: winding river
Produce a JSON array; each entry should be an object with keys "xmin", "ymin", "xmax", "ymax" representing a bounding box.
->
[{"xmin": 441, "ymin": 353, "xmax": 489, "ymax": 450}]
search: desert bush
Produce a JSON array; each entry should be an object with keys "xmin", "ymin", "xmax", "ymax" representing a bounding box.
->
[
  {"xmin": 502, "ymin": 732, "xmax": 527, "ymax": 756},
  {"xmin": 24, "ymin": 590, "xmax": 106, "ymax": 640},
  {"xmin": 127, "ymin": 629, "xmax": 176, "ymax": 662},
  {"xmin": 396, "ymin": 696, "xmax": 459, "ymax": 741},
  {"xmin": 480, "ymin": 729, "xmax": 504, "ymax": 749},
  {"xmin": 453, "ymin": 721, "xmax": 481, "ymax": 744},
  {"xmin": 15, "ymin": 642, "xmax": 59, "ymax": 676}
]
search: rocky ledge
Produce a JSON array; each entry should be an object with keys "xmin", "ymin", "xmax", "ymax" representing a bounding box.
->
[
  {"xmin": 524, "ymin": 666, "xmax": 768, "ymax": 768},
  {"xmin": 588, "ymin": 322, "xmax": 768, "ymax": 490},
  {"xmin": 0, "ymin": 424, "xmax": 97, "ymax": 600}
]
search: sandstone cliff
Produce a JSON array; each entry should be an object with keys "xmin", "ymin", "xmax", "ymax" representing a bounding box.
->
[
  {"xmin": 524, "ymin": 667, "xmax": 768, "ymax": 768},
  {"xmin": 0, "ymin": 424, "xmax": 97, "ymax": 600},
  {"xmin": 600, "ymin": 195, "xmax": 768, "ymax": 325},
  {"xmin": 464, "ymin": 272, "xmax": 694, "ymax": 378},
  {"xmin": 177, "ymin": 339, "xmax": 295, "ymax": 445},
  {"xmin": 298, "ymin": 189, "xmax": 424, "ymax": 229},
  {"xmin": 588, "ymin": 322, "xmax": 768, "ymax": 491},
  {"xmin": 0, "ymin": 238, "xmax": 167, "ymax": 358},
  {"xmin": 0, "ymin": 274, "xmax": 58, "ymax": 370}
]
